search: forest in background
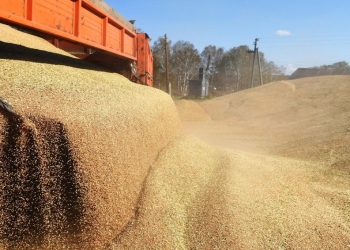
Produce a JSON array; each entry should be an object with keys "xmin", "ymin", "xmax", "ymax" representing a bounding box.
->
[
  {"xmin": 151, "ymin": 36, "xmax": 350, "ymax": 97},
  {"xmin": 151, "ymin": 36, "xmax": 286, "ymax": 97}
]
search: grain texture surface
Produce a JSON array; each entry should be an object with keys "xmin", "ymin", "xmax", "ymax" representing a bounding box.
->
[
  {"xmin": 1, "ymin": 21, "xmax": 350, "ymax": 250},
  {"xmin": 0, "ymin": 23, "xmax": 180, "ymax": 249}
]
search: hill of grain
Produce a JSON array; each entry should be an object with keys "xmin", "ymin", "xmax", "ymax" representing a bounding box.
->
[
  {"xmin": 87, "ymin": 0, "xmax": 135, "ymax": 31},
  {"xmin": 171, "ymin": 76, "xmax": 350, "ymax": 249},
  {"xmin": 0, "ymin": 23, "xmax": 181, "ymax": 249},
  {"xmin": 175, "ymin": 99, "xmax": 211, "ymax": 121},
  {"xmin": 111, "ymin": 75, "xmax": 350, "ymax": 249},
  {"xmin": 2, "ymin": 21, "xmax": 350, "ymax": 250},
  {"xmin": 179, "ymin": 77, "xmax": 350, "ymax": 163}
]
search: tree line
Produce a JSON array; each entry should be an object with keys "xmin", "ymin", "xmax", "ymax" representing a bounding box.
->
[
  {"xmin": 312, "ymin": 61, "xmax": 350, "ymax": 70},
  {"xmin": 151, "ymin": 36, "xmax": 287, "ymax": 97}
]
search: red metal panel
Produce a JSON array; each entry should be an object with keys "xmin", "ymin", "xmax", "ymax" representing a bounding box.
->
[
  {"xmin": 137, "ymin": 33, "xmax": 153, "ymax": 86},
  {"xmin": 0, "ymin": 0, "xmax": 26, "ymax": 18},
  {"xmin": 0, "ymin": 0, "xmax": 156, "ymax": 84},
  {"xmin": 124, "ymin": 30, "xmax": 135, "ymax": 56},
  {"xmin": 0, "ymin": 0, "xmax": 137, "ymax": 61},
  {"xmin": 73, "ymin": 0, "xmax": 81, "ymax": 36},
  {"xmin": 80, "ymin": 2, "xmax": 103, "ymax": 45},
  {"xmin": 102, "ymin": 17, "xmax": 107, "ymax": 46},
  {"xmin": 33, "ymin": 0, "xmax": 74, "ymax": 34},
  {"xmin": 106, "ymin": 20, "xmax": 122, "ymax": 51}
]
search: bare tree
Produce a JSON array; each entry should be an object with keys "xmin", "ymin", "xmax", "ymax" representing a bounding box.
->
[
  {"xmin": 262, "ymin": 60, "xmax": 286, "ymax": 83},
  {"xmin": 152, "ymin": 38, "xmax": 288, "ymax": 96},
  {"xmin": 201, "ymin": 45, "xmax": 225, "ymax": 92},
  {"xmin": 319, "ymin": 61, "xmax": 350, "ymax": 69},
  {"xmin": 151, "ymin": 36, "xmax": 172, "ymax": 91},
  {"xmin": 171, "ymin": 41, "xmax": 201, "ymax": 96},
  {"xmin": 217, "ymin": 45, "xmax": 251, "ymax": 92}
]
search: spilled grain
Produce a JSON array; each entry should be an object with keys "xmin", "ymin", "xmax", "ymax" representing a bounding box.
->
[
  {"xmin": 0, "ymin": 23, "xmax": 181, "ymax": 249},
  {"xmin": 2, "ymin": 20, "xmax": 350, "ymax": 250}
]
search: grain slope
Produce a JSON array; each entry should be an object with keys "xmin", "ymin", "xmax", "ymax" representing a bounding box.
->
[{"xmin": 0, "ymin": 23, "xmax": 181, "ymax": 249}]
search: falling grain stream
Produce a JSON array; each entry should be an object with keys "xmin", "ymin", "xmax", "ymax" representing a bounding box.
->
[{"xmin": 0, "ymin": 109, "xmax": 85, "ymax": 248}]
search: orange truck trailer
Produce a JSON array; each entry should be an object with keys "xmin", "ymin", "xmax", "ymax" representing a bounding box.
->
[{"xmin": 0, "ymin": 0, "xmax": 153, "ymax": 86}]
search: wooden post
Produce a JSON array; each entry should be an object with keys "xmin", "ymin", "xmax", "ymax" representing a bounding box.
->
[
  {"xmin": 250, "ymin": 38, "xmax": 258, "ymax": 88},
  {"xmin": 165, "ymin": 34, "xmax": 171, "ymax": 96},
  {"xmin": 257, "ymin": 48, "xmax": 263, "ymax": 85}
]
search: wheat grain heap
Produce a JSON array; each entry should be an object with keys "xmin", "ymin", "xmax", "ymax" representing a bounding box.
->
[
  {"xmin": 87, "ymin": 0, "xmax": 135, "ymax": 31},
  {"xmin": 2, "ymin": 22, "xmax": 350, "ymax": 250},
  {"xmin": 0, "ymin": 23, "xmax": 181, "ymax": 249}
]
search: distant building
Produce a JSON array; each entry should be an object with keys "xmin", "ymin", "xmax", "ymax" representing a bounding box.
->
[
  {"xmin": 290, "ymin": 68, "xmax": 350, "ymax": 80},
  {"xmin": 188, "ymin": 68, "xmax": 209, "ymax": 97}
]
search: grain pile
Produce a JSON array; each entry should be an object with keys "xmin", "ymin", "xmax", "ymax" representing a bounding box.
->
[
  {"xmin": 172, "ymin": 76, "xmax": 350, "ymax": 249},
  {"xmin": 0, "ymin": 23, "xmax": 181, "ymax": 249},
  {"xmin": 87, "ymin": 0, "xmax": 135, "ymax": 31},
  {"xmin": 2, "ymin": 20, "xmax": 350, "ymax": 249},
  {"xmin": 175, "ymin": 99, "xmax": 211, "ymax": 121},
  {"xmin": 179, "ymin": 76, "xmax": 350, "ymax": 159},
  {"xmin": 0, "ymin": 112, "xmax": 84, "ymax": 248},
  {"xmin": 111, "ymin": 75, "xmax": 350, "ymax": 249},
  {"xmin": 112, "ymin": 137, "xmax": 350, "ymax": 249}
]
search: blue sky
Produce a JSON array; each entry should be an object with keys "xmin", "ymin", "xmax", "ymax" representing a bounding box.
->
[{"xmin": 104, "ymin": 0, "xmax": 350, "ymax": 74}]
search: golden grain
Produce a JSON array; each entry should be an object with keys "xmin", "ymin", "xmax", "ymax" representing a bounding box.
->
[
  {"xmin": 1, "ymin": 21, "xmax": 350, "ymax": 250},
  {"xmin": 0, "ymin": 23, "xmax": 181, "ymax": 249}
]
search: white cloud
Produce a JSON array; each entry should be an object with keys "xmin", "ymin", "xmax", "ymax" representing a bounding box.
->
[
  {"xmin": 286, "ymin": 64, "xmax": 297, "ymax": 75},
  {"xmin": 276, "ymin": 30, "xmax": 292, "ymax": 36}
]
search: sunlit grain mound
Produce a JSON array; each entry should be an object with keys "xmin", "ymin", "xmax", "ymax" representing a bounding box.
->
[
  {"xmin": 170, "ymin": 77, "xmax": 350, "ymax": 249},
  {"xmin": 175, "ymin": 99, "xmax": 211, "ymax": 121},
  {"xmin": 112, "ymin": 136, "xmax": 350, "ymax": 249},
  {"xmin": 111, "ymin": 136, "xmax": 236, "ymax": 249},
  {"xmin": 178, "ymin": 76, "xmax": 350, "ymax": 164},
  {"xmin": 0, "ymin": 23, "xmax": 181, "ymax": 249},
  {"xmin": 111, "ymin": 75, "xmax": 350, "ymax": 249},
  {"xmin": 3, "ymin": 21, "xmax": 350, "ymax": 250}
]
